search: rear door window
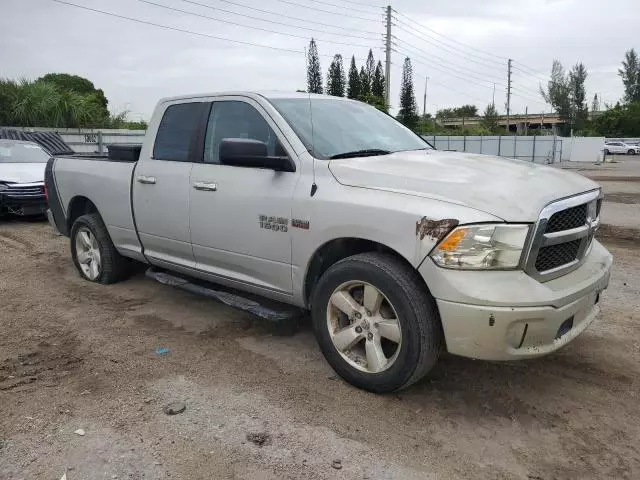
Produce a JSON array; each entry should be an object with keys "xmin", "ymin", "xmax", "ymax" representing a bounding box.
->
[{"xmin": 153, "ymin": 102, "xmax": 209, "ymax": 161}]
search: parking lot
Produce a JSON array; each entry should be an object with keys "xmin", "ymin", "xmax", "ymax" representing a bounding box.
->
[{"xmin": 1, "ymin": 162, "xmax": 639, "ymax": 479}]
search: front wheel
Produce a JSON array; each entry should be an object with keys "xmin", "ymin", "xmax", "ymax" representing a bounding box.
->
[
  {"xmin": 71, "ymin": 213, "xmax": 131, "ymax": 284},
  {"xmin": 311, "ymin": 253, "xmax": 442, "ymax": 393},
  {"xmin": 628, "ymin": 149, "xmax": 637, "ymax": 155},
  {"xmin": 603, "ymin": 149, "xmax": 610, "ymax": 156}
]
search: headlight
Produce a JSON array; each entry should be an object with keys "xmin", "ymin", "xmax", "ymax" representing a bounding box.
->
[{"xmin": 430, "ymin": 224, "xmax": 530, "ymax": 269}]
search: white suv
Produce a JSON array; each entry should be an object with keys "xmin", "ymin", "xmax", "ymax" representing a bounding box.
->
[{"xmin": 604, "ymin": 141, "xmax": 638, "ymax": 155}]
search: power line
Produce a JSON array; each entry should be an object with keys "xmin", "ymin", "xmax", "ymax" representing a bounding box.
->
[
  {"xmin": 136, "ymin": 0, "xmax": 378, "ymax": 47},
  {"xmin": 340, "ymin": 0, "xmax": 384, "ymax": 7},
  {"xmin": 392, "ymin": 21, "xmax": 506, "ymax": 72},
  {"xmin": 271, "ymin": 0, "xmax": 381, "ymax": 22},
  {"xmin": 49, "ymin": 0, "xmax": 302, "ymax": 54},
  {"xmin": 394, "ymin": 38, "xmax": 506, "ymax": 84},
  {"xmin": 393, "ymin": 9, "xmax": 507, "ymax": 61},
  {"xmin": 294, "ymin": 0, "xmax": 379, "ymax": 16},
  {"xmin": 394, "ymin": 34, "xmax": 547, "ymax": 99},
  {"xmin": 394, "ymin": 47, "xmax": 503, "ymax": 90},
  {"xmin": 176, "ymin": 0, "xmax": 380, "ymax": 40},
  {"xmin": 214, "ymin": 0, "xmax": 381, "ymax": 35}
]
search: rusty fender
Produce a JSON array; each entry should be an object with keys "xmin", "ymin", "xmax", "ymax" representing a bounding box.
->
[{"xmin": 415, "ymin": 217, "xmax": 459, "ymax": 242}]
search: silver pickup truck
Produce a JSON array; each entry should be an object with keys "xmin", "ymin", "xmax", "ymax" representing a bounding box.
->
[{"xmin": 46, "ymin": 92, "xmax": 612, "ymax": 393}]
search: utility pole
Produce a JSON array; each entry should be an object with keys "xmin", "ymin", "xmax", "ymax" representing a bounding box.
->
[
  {"xmin": 524, "ymin": 106, "xmax": 528, "ymax": 136},
  {"xmin": 384, "ymin": 5, "xmax": 392, "ymax": 109},
  {"xmin": 423, "ymin": 76, "xmax": 429, "ymax": 117},
  {"xmin": 506, "ymin": 58, "xmax": 512, "ymax": 134},
  {"xmin": 492, "ymin": 83, "xmax": 496, "ymax": 107}
]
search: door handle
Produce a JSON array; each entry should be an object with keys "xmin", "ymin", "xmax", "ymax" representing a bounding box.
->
[
  {"xmin": 193, "ymin": 181, "xmax": 218, "ymax": 192},
  {"xmin": 137, "ymin": 175, "xmax": 156, "ymax": 185}
]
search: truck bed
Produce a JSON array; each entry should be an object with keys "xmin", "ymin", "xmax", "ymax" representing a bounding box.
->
[{"xmin": 49, "ymin": 155, "xmax": 142, "ymax": 258}]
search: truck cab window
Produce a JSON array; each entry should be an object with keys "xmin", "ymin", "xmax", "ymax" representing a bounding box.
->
[
  {"xmin": 204, "ymin": 101, "xmax": 280, "ymax": 164},
  {"xmin": 153, "ymin": 102, "xmax": 208, "ymax": 162}
]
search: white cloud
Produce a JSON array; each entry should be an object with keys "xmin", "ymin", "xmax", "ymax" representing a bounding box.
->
[{"xmin": 1, "ymin": 0, "xmax": 637, "ymax": 118}]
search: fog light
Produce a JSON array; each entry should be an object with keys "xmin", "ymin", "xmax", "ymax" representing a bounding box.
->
[{"xmin": 555, "ymin": 317, "xmax": 574, "ymax": 340}]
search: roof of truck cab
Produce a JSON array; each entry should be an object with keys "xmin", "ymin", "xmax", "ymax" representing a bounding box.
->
[{"xmin": 157, "ymin": 91, "xmax": 354, "ymax": 103}]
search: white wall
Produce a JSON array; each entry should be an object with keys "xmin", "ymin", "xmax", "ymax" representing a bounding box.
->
[{"xmin": 422, "ymin": 135, "xmax": 605, "ymax": 163}]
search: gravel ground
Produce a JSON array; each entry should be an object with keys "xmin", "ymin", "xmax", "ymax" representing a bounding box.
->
[{"xmin": 0, "ymin": 220, "xmax": 639, "ymax": 480}]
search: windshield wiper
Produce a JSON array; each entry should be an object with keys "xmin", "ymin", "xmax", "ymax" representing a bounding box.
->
[{"xmin": 329, "ymin": 149, "xmax": 391, "ymax": 159}]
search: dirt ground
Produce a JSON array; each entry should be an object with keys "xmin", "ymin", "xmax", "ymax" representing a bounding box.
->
[{"xmin": 0, "ymin": 219, "xmax": 639, "ymax": 480}]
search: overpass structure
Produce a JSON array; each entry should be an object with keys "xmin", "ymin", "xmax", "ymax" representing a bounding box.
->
[{"xmin": 440, "ymin": 112, "xmax": 563, "ymax": 133}]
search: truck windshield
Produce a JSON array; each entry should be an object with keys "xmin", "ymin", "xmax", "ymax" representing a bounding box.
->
[
  {"xmin": 0, "ymin": 142, "xmax": 50, "ymax": 163},
  {"xmin": 269, "ymin": 97, "xmax": 432, "ymax": 160}
]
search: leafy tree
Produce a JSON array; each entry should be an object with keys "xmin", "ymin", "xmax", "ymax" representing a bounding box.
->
[
  {"xmin": 435, "ymin": 108, "xmax": 455, "ymax": 119},
  {"xmin": 361, "ymin": 93, "xmax": 388, "ymax": 113},
  {"xmin": 365, "ymin": 49, "xmax": 375, "ymax": 86},
  {"xmin": 0, "ymin": 76, "xmax": 140, "ymax": 128},
  {"xmin": 454, "ymin": 104, "xmax": 478, "ymax": 117},
  {"xmin": 397, "ymin": 57, "xmax": 419, "ymax": 130},
  {"xmin": 347, "ymin": 56, "xmax": 360, "ymax": 99},
  {"xmin": 38, "ymin": 73, "xmax": 108, "ymax": 110},
  {"xmin": 481, "ymin": 103, "xmax": 500, "ymax": 133},
  {"xmin": 326, "ymin": 54, "xmax": 346, "ymax": 97},
  {"xmin": 359, "ymin": 66, "xmax": 370, "ymax": 98},
  {"xmin": 619, "ymin": 48, "xmax": 640, "ymax": 103},
  {"xmin": 0, "ymin": 78, "xmax": 109, "ymax": 128},
  {"xmin": 569, "ymin": 63, "xmax": 588, "ymax": 131},
  {"xmin": 590, "ymin": 101, "xmax": 640, "ymax": 137},
  {"xmin": 306, "ymin": 39, "xmax": 323, "ymax": 94},
  {"xmin": 372, "ymin": 61, "xmax": 385, "ymax": 99},
  {"xmin": 541, "ymin": 60, "xmax": 573, "ymax": 135}
]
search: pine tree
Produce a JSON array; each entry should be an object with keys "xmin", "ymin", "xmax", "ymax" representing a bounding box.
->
[
  {"xmin": 365, "ymin": 49, "xmax": 375, "ymax": 86},
  {"xmin": 359, "ymin": 66, "xmax": 370, "ymax": 98},
  {"xmin": 372, "ymin": 61, "xmax": 385, "ymax": 98},
  {"xmin": 569, "ymin": 62, "xmax": 588, "ymax": 131},
  {"xmin": 347, "ymin": 56, "xmax": 360, "ymax": 99},
  {"xmin": 619, "ymin": 49, "xmax": 640, "ymax": 103},
  {"xmin": 326, "ymin": 54, "xmax": 346, "ymax": 97},
  {"xmin": 397, "ymin": 57, "xmax": 418, "ymax": 129},
  {"xmin": 306, "ymin": 39, "xmax": 323, "ymax": 94},
  {"xmin": 591, "ymin": 93, "xmax": 600, "ymax": 113}
]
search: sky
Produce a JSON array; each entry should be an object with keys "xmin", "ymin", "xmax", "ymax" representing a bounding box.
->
[{"xmin": 1, "ymin": 0, "xmax": 637, "ymax": 120}]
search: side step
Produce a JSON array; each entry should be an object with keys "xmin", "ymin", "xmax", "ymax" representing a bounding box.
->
[{"xmin": 145, "ymin": 268, "xmax": 304, "ymax": 322}]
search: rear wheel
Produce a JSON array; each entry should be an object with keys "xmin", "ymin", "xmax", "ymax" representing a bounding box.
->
[
  {"xmin": 603, "ymin": 148, "xmax": 610, "ymax": 156},
  {"xmin": 311, "ymin": 253, "xmax": 442, "ymax": 393},
  {"xmin": 628, "ymin": 149, "xmax": 635, "ymax": 155},
  {"xmin": 71, "ymin": 213, "xmax": 130, "ymax": 284}
]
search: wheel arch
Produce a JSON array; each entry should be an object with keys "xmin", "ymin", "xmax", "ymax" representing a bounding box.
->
[
  {"xmin": 66, "ymin": 196, "xmax": 99, "ymax": 232},
  {"xmin": 303, "ymin": 237, "xmax": 428, "ymax": 308}
]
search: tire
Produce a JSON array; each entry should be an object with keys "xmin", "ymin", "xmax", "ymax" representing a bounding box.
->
[
  {"xmin": 628, "ymin": 149, "xmax": 635, "ymax": 155},
  {"xmin": 70, "ymin": 213, "xmax": 130, "ymax": 284},
  {"xmin": 311, "ymin": 252, "xmax": 442, "ymax": 393},
  {"xmin": 603, "ymin": 149, "xmax": 610, "ymax": 156}
]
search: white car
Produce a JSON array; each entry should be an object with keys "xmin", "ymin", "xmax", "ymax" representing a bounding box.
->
[
  {"xmin": 604, "ymin": 141, "xmax": 638, "ymax": 155},
  {"xmin": 0, "ymin": 139, "xmax": 50, "ymax": 216}
]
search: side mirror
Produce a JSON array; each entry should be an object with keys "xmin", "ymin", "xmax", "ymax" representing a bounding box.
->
[{"xmin": 219, "ymin": 138, "xmax": 294, "ymax": 172}]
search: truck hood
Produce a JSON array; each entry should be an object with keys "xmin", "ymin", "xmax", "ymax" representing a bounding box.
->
[
  {"xmin": 328, "ymin": 150, "xmax": 599, "ymax": 221},
  {"xmin": 0, "ymin": 163, "xmax": 46, "ymax": 184}
]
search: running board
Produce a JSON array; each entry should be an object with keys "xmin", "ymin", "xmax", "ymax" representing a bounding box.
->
[{"xmin": 145, "ymin": 268, "xmax": 303, "ymax": 322}]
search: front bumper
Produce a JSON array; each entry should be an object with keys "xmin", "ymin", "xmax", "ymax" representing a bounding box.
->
[
  {"xmin": 0, "ymin": 194, "xmax": 47, "ymax": 216},
  {"xmin": 419, "ymin": 240, "xmax": 612, "ymax": 360}
]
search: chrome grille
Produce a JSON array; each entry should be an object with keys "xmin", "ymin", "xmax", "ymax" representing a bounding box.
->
[
  {"xmin": 525, "ymin": 190, "xmax": 601, "ymax": 281},
  {"xmin": 535, "ymin": 240, "xmax": 581, "ymax": 271},
  {"xmin": 545, "ymin": 204, "xmax": 587, "ymax": 233},
  {"xmin": 3, "ymin": 183, "xmax": 45, "ymax": 198}
]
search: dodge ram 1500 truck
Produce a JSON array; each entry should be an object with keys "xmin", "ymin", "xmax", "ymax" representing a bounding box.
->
[{"xmin": 45, "ymin": 92, "xmax": 612, "ymax": 393}]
